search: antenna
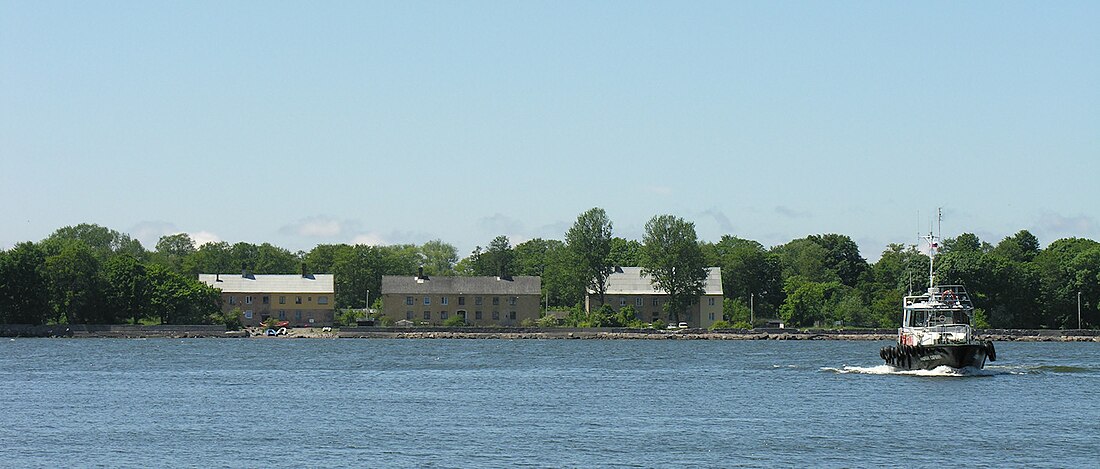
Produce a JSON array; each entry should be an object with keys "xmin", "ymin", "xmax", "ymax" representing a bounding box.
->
[{"xmin": 937, "ymin": 207, "xmax": 943, "ymax": 244}]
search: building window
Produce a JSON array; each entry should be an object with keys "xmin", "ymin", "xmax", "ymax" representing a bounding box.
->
[
  {"xmin": 278, "ymin": 311, "xmax": 286, "ymax": 320},
  {"xmin": 244, "ymin": 296, "xmax": 252, "ymax": 305},
  {"xmin": 296, "ymin": 296, "xmax": 302, "ymax": 304},
  {"xmin": 406, "ymin": 296, "xmax": 414, "ymax": 305},
  {"xmin": 318, "ymin": 296, "xmax": 328, "ymax": 305},
  {"xmin": 509, "ymin": 297, "xmax": 517, "ymax": 306},
  {"xmin": 492, "ymin": 297, "xmax": 500, "ymax": 305},
  {"xmin": 441, "ymin": 311, "xmax": 448, "ymax": 320},
  {"xmin": 619, "ymin": 298, "xmax": 626, "ymax": 307},
  {"xmin": 458, "ymin": 311, "xmax": 466, "ymax": 319},
  {"xmin": 652, "ymin": 312, "xmax": 659, "ymax": 320},
  {"xmin": 406, "ymin": 311, "xmax": 413, "ymax": 320},
  {"xmin": 263, "ymin": 296, "xmax": 269, "ymax": 304},
  {"xmin": 652, "ymin": 298, "xmax": 659, "ymax": 306},
  {"xmin": 475, "ymin": 311, "xmax": 483, "ymax": 320},
  {"xmin": 295, "ymin": 311, "xmax": 302, "ymax": 321},
  {"xmin": 475, "ymin": 296, "xmax": 483, "ymax": 306},
  {"xmin": 709, "ymin": 312, "xmax": 715, "ymax": 321},
  {"xmin": 423, "ymin": 311, "xmax": 430, "ymax": 320},
  {"xmin": 509, "ymin": 311, "xmax": 516, "ymax": 320},
  {"xmin": 492, "ymin": 311, "xmax": 499, "ymax": 320},
  {"xmin": 244, "ymin": 310, "xmax": 253, "ymax": 319},
  {"xmin": 308, "ymin": 296, "xmax": 312, "ymax": 302},
  {"xmin": 708, "ymin": 297, "xmax": 716, "ymax": 306},
  {"xmin": 228, "ymin": 296, "xmax": 236, "ymax": 305},
  {"xmin": 636, "ymin": 298, "xmax": 643, "ymax": 307},
  {"xmin": 458, "ymin": 297, "xmax": 466, "ymax": 306},
  {"xmin": 441, "ymin": 297, "xmax": 449, "ymax": 306},
  {"xmin": 424, "ymin": 296, "xmax": 430, "ymax": 305},
  {"xmin": 279, "ymin": 296, "xmax": 286, "ymax": 304}
]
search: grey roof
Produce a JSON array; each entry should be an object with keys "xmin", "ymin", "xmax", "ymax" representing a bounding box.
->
[
  {"xmin": 595, "ymin": 267, "xmax": 723, "ymax": 295},
  {"xmin": 382, "ymin": 275, "xmax": 541, "ymax": 295},
  {"xmin": 198, "ymin": 274, "xmax": 334, "ymax": 294}
]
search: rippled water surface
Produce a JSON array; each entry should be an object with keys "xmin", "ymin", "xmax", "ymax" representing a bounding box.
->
[{"xmin": 1, "ymin": 339, "xmax": 1097, "ymax": 468}]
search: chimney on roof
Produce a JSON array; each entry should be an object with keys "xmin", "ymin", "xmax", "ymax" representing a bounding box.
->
[
  {"xmin": 216, "ymin": 273, "xmax": 221, "ymax": 282},
  {"xmin": 301, "ymin": 263, "xmax": 308, "ymax": 278},
  {"xmin": 241, "ymin": 263, "xmax": 248, "ymax": 278}
]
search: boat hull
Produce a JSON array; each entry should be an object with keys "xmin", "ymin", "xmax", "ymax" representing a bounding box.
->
[{"xmin": 880, "ymin": 343, "xmax": 993, "ymax": 371}]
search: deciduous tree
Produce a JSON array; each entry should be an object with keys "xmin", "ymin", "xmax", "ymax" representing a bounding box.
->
[{"xmin": 640, "ymin": 215, "xmax": 707, "ymax": 324}]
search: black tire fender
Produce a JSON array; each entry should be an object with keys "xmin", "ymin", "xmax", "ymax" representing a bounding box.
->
[{"xmin": 986, "ymin": 341, "xmax": 997, "ymax": 362}]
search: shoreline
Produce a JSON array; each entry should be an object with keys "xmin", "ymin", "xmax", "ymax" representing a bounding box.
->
[{"xmin": 2, "ymin": 324, "xmax": 1098, "ymax": 341}]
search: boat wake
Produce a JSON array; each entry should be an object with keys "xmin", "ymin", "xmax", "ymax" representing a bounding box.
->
[{"xmin": 821, "ymin": 364, "xmax": 1004, "ymax": 377}]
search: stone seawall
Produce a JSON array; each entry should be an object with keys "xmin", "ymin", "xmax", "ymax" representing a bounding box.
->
[
  {"xmin": 2, "ymin": 325, "xmax": 1097, "ymax": 341},
  {"xmin": 0, "ymin": 324, "xmax": 229, "ymax": 338}
]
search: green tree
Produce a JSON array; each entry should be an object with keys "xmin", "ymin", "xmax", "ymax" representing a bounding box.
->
[
  {"xmin": 303, "ymin": 244, "xmax": 346, "ymax": 273},
  {"xmin": 0, "ymin": 242, "xmax": 51, "ymax": 325},
  {"xmin": 102, "ymin": 254, "xmax": 151, "ymax": 325},
  {"xmin": 380, "ymin": 244, "xmax": 422, "ymax": 277},
  {"xmin": 420, "ymin": 239, "xmax": 458, "ymax": 276},
  {"xmin": 146, "ymin": 264, "xmax": 221, "ymax": 324},
  {"xmin": 566, "ymin": 207, "xmax": 614, "ymax": 306},
  {"xmin": 332, "ymin": 244, "xmax": 384, "ymax": 309},
  {"xmin": 607, "ymin": 237, "xmax": 642, "ymax": 267},
  {"xmin": 44, "ymin": 240, "xmax": 103, "ymax": 324},
  {"xmin": 183, "ymin": 241, "xmax": 234, "ymax": 276},
  {"xmin": 640, "ymin": 215, "xmax": 708, "ymax": 324},
  {"xmin": 706, "ymin": 236, "xmax": 783, "ymax": 317},
  {"xmin": 772, "ymin": 238, "xmax": 838, "ymax": 284},
  {"xmin": 992, "ymin": 230, "xmax": 1041, "ymax": 263},
  {"xmin": 152, "ymin": 233, "xmax": 196, "ymax": 274},
  {"xmin": 477, "ymin": 236, "xmax": 515, "ymax": 277},
  {"xmin": 43, "ymin": 223, "xmax": 146, "ymax": 261},
  {"xmin": 779, "ymin": 277, "xmax": 842, "ymax": 327}
]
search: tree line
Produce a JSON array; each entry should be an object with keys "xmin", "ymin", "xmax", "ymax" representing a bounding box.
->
[{"xmin": 1, "ymin": 212, "xmax": 1097, "ymax": 329}]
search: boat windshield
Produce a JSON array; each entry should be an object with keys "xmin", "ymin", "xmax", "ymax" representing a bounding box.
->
[{"xmin": 905, "ymin": 309, "xmax": 971, "ymax": 327}]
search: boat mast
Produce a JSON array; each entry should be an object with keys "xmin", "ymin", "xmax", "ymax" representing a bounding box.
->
[{"xmin": 924, "ymin": 208, "xmax": 942, "ymax": 291}]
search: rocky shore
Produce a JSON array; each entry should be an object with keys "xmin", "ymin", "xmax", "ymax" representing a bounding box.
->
[{"xmin": 3, "ymin": 324, "xmax": 1098, "ymax": 341}]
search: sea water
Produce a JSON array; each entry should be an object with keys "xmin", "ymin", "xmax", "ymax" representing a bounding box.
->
[{"xmin": 1, "ymin": 339, "xmax": 1096, "ymax": 468}]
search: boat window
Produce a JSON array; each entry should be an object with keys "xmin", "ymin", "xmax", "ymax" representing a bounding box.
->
[{"xmin": 911, "ymin": 311, "xmax": 927, "ymax": 327}]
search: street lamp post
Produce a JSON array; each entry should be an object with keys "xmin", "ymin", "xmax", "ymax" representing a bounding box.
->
[
  {"xmin": 750, "ymin": 293, "xmax": 754, "ymax": 326},
  {"xmin": 1078, "ymin": 291, "xmax": 1082, "ymax": 330}
]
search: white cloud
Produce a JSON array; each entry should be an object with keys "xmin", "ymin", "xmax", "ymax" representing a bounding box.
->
[
  {"xmin": 351, "ymin": 233, "xmax": 387, "ymax": 246},
  {"xmin": 189, "ymin": 231, "xmax": 221, "ymax": 246},
  {"xmin": 129, "ymin": 221, "xmax": 179, "ymax": 248},
  {"xmin": 477, "ymin": 213, "xmax": 524, "ymax": 235},
  {"xmin": 280, "ymin": 216, "xmax": 352, "ymax": 238},
  {"xmin": 1032, "ymin": 212, "xmax": 1099, "ymax": 244}
]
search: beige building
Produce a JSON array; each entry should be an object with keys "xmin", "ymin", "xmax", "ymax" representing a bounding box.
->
[
  {"xmin": 381, "ymin": 273, "xmax": 541, "ymax": 326},
  {"xmin": 198, "ymin": 272, "xmax": 335, "ymax": 327},
  {"xmin": 586, "ymin": 267, "xmax": 723, "ymax": 328}
]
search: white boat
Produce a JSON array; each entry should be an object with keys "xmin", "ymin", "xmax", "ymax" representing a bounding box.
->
[{"xmin": 879, "ymin": 216, "xmax": 997, "ymax": 370}]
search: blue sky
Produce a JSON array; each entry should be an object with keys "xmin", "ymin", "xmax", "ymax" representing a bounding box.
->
[{"xmin": 2, "ymin": 1, "xmax": 1098, "ymax": 261}]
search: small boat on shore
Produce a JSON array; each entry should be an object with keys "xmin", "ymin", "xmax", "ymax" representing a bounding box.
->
[{"xmin": 879, "ymin": 225, "xmax": 997, "ymax": 370}]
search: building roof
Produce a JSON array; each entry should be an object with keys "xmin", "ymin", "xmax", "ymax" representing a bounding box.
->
[
  {"xmin": 382, "ymin": 275, "xmax": 541, "ymax": 295},
  {"xmin": 198, "ymin": 274, "xmax": 334, "ymax": 294},
  {"xmin": 594, "ymin": 267, "xmax": 723, "ymax": 296}
]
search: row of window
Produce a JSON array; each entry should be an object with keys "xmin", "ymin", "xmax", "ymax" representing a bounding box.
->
[
  {"xmin": 243, "ymin": 310, "xmax": 307, "ymax": 320},
  {"xmin": 406, "ymin": 296, "xmax": 517, "ymax": 307},
  {"xmin": 615, "ymin": 297, "xmax": 717, "ymax": 307},
  {"xmin": 406, "ymin": 310, "xmax": 518, "ymax": 321},
  {"xmin": 229, "ymin": 295, "xmax": 328, "ymax": 306}
]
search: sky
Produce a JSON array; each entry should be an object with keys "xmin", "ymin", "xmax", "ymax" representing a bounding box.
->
[{"xmin": 2, "ymin": 1, "xmax": 1098, "ymax": 261}]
